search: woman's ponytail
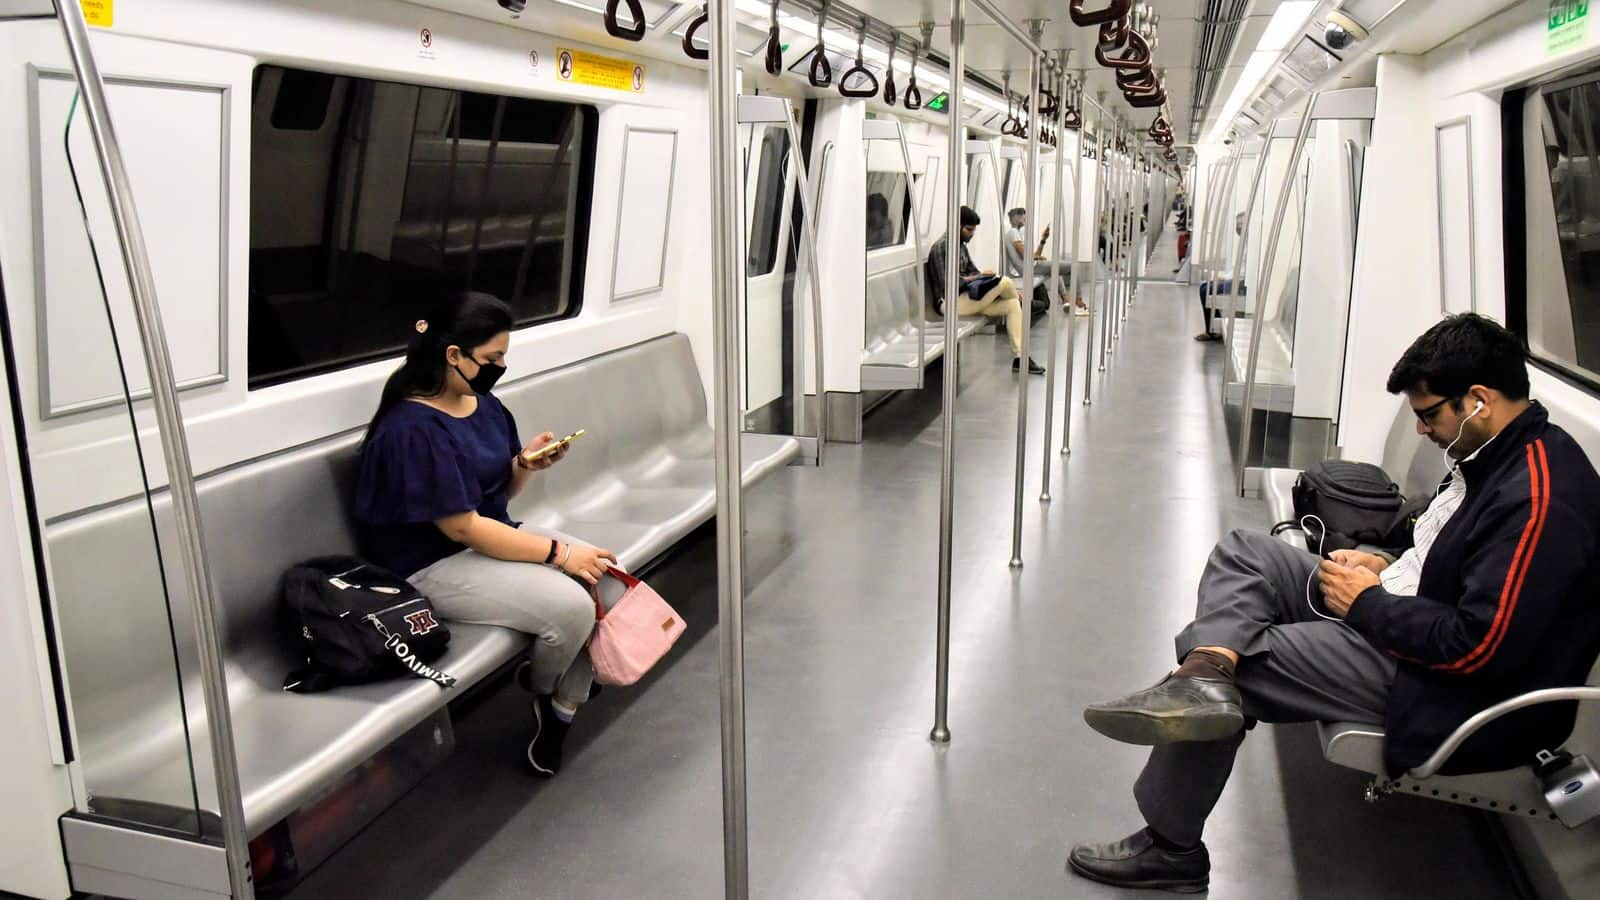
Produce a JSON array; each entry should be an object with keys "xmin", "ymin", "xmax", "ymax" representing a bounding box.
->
[{"xmin": 363, "ymin": 292, "xmax": 515, "ymax": 447}]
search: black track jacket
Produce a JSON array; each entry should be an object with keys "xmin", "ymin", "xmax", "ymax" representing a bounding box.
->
[{"xmin": 1346, "ymin": 403, "xmax": 1600, "ymax": 776}]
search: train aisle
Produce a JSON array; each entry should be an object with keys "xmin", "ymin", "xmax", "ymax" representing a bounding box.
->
[{"xmin": 289, "ymin": 223, "xmax": 1523, "ymax": 898}]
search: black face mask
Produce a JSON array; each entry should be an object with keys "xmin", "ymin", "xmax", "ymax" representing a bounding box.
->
[{"xmin": 455, "ymin": 356, "xmax": 506, "ymax": 395}]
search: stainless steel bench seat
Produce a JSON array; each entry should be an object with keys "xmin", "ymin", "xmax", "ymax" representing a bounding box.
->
[{"xmin": 48, "ymin": 334, "xmax": 799, "ymax": 837}]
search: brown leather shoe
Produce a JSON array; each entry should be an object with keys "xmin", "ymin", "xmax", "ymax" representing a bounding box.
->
[
  {"xmin": 1068, "ymin": 829, "xmax": 1209, "ymax": 893},
  {"xmin": 1083, "ymin": 674, "xmax": 1244, "ymax": 745}
]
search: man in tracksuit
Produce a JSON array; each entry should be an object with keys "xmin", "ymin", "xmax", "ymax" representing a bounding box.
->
[{"xmin": 1069, "ymin": 314, "xmax": 1600, "ymax": 893}]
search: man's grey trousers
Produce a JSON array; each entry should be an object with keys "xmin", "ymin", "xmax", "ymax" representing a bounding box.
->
[{"xmin": 1134, "ymin": 529, "xmax": 1397, "ymax": 847}]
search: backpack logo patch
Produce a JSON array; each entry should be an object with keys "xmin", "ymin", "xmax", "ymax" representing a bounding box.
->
[{"xmin": 404, "ymin": 609, "xmax": 441, "ymax": 636}]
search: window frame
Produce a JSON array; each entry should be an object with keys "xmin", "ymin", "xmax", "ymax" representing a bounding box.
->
[
  {"xmin": 245, "ymin": 64, "xmax": 600, "ymax": 390},
  {"xmin": 1502, "ymin": 64, "xmax": 1600, "ymax": 398}
]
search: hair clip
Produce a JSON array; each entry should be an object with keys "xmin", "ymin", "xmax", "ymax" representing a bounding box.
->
[{"xmin": 415, "ymin": 320, "xmax": 429, "ymax": 334}]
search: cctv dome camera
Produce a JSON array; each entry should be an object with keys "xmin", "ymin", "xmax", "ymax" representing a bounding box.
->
[{"xmin": 1324, "ymin": 10, "xmax": 1369, "ymax": 52}]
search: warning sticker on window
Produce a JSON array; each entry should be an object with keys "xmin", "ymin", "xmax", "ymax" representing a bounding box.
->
[
  {"xmin": 555, "ymin": 46, "xmax": 645, "ymax": 94},
  {"xmin": 80, "ymin": 0, "xmax": 112, "ymax": 28}
]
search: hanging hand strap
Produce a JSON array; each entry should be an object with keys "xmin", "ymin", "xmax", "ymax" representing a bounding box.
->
[
  {"xmin": 1068, "ymin": 0, "xmax": 1132, "ymax": 27},
  {"xmin": 605, "ymin": 0, "xmax": 647, "ymax": 41},
  {"xmin": 764, "ymin": 0, "xmax": 783, "ymax": 75},
  {"xmin": 883, "ymin": 34, "xmax": 899, "ymax": 105},
  {"xmin": 684, "ymin": 5, "xmax": 710, "ymax": 60},
  {"xmin": 905, "ymin": 47, "xmax": 922, "ymax": 109},
  {"xmin": 838, "ymin": 18, "xmax": 879, "ymax": 98},
  {"xmin": 809, "ymin": 0, "xmax": 833, "ymax": 87}
]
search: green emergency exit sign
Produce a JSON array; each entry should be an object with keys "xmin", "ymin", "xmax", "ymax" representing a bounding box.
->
[{"xmin": 1549, "ymin": 0, "xmax": 1590, "ymax": 56}]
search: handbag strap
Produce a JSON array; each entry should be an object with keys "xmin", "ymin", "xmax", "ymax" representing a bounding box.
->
[{"xmin": 590, "ymin": 566, "xmax": 641, "ymax": 623}]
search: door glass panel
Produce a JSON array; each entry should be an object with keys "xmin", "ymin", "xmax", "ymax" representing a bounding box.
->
[
  {"xmin": 10, "ymin": 30, "xmax": 210, "ymax": 839},
  {"xmin": 740, "ymin": 120, "xmax": 811, "ymax": 438}
]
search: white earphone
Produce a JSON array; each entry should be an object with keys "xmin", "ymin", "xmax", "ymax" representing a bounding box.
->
[{"xmin": 1439, "ymin": 398, "xmax": 1486, "ymax": 473}]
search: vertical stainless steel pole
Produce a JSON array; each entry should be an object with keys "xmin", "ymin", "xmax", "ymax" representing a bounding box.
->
[
  {"xmin": 1009, "ymin": 48, "xmax": 1041, "ymax": 566},
  {"xmin": 1040, "ymin": 63, "xmax": 1067, "ymax": 497},
  {"xmin": 1099, "ymin": 125, "xmax": 1118, "ymax": 369},
  {"xmin": 932, "ymin": 0, "xmax": 966, "ymax": 746},
  {"xmin": 53, "ymin": 7, "xmax": 255, "ymax": 899},
  {"xmin": 1109, "ymin": 138, "xmax": 1124, "ymax": 346},
  {"xmin": 1237, "ymin": 104, "xmax": 1318, "ymax": 497},
  {"xmin": 1082, "ymin": 102, "xmax": 1106, "ymax": 405},
  {"xmin": 1063, "ymin": 73, "xmax": 1088, "ymax": 445},
  {"xmin": 706, "ymin": 1, "xmax": 749, "ymax": 895}
]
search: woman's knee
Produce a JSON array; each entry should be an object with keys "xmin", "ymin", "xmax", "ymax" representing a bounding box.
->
[{"xmin": 539, "ymin": 582, "xmax": 597, "ymax": 647}]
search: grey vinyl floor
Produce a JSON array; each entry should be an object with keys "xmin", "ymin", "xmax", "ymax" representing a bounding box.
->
[{"xmin": 286, "ymin": 230, "xmax": 1523, "ymax": 899}]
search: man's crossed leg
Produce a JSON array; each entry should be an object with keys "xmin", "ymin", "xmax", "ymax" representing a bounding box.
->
[{"xmin": 1070, "ymin": 529, "xmax": 1396, "ymax": 893}]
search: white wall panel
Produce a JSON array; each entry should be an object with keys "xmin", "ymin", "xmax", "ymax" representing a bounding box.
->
[
  {"xmin": 30, "ymin": 72, "xmax": 226, "ymax": 417},
  {"xmin": 611, "ymin": 126, "xmax": 678, "ymax": 300}
]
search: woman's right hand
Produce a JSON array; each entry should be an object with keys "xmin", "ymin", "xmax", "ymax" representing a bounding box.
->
[{"xmin": 560, "ymin": 542, "xmax": 618, "ymax": 585}]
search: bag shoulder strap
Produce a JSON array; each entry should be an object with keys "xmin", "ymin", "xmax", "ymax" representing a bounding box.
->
[{"xmin": 367, "ymin": 618, "xmax": 456, "ymax": 689}]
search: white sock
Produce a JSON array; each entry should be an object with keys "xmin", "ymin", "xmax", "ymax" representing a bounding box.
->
[{"xmin": 550, "ymin": 698, "xmax": 577, "ymax": 723}]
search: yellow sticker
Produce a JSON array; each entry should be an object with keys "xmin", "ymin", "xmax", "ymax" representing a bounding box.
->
[
  {"xmin": 80, "ymin": 0, "xmax": 112, "ymax": 28},
  {"xmin": 554, "ymin": 46, "xmax": 645, "ymax": 94}
]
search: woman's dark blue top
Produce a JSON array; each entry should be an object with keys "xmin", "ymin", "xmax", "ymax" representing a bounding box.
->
[{"xmin": 354, "ymin": 393, "xmax": 521, "ymax": 577}]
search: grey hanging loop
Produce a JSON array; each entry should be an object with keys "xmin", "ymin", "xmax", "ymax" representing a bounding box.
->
[{"xmin": 884, "ymin": 33, "xmax": 899, "ymax": 106}]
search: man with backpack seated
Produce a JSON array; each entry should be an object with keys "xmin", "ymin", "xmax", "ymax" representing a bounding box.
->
[{"xmin": 1067, "ymin": 314, "xmax": 1600, "ymax": 893}]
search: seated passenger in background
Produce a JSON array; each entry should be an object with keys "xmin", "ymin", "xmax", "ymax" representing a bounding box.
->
[
  {"xmin": 1068, "ymin": 314, "xmax": 1600, "ymax": 893},
  {"xmin": 927, "ymin": 205, "xmax": 1045, "ymax": 375},
  {"xmin": 1195, "ymin": 212, "xmax": 1245, "ymax": 342},
  {"xmin": 1004, "ymin": 207, "xmax": 1085, "ymax": 319},
  {"xmin": 355, "ymin": 291, "xmax": 617, "ymax": 779},
  {"xmin": 867, "ymin": 193, "xmax": 894, "ymax": 248}
]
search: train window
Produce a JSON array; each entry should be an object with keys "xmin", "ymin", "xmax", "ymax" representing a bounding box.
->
[
  {"xmin": 270, "ymin": 68, "xmax": 337, "ymax": 131},
  {"xmin": 248, "ymin": 65, "xmax": 597, "ymax": 388},
  {"xmin": 746, "ymin": 129, "xmax": 787, "ymax": 277},
  {"xmin": 865, "ymin": 171, "xmax": 912, "ymax": 250}
]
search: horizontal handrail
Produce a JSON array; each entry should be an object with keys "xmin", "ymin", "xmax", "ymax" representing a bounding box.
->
[{"xmin": 1410, "ymin": 686, "xmax": 1600, "ymax": 779}]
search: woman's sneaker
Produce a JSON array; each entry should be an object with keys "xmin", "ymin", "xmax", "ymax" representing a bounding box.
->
[{"xmin": 526, "ymin": 695, "xmax": 571, "ymax": 777}]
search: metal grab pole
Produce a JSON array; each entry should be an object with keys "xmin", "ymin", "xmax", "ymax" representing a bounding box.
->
[
  {"xmin": 1041, "ymin": 63, "xmax": 1067, "ymax": 497},
  {"xmin": 1237, "ymin": 103, "xmax": 1318, "ymax": 497},
  {"xmin": 894, "ymin": 125, "xmax": 930, "ymax": 381},
  {"xmin": 1082, "ymin": 102, "xmax": 1106, "ymax": 405},
  {"xmin": 53, "ymin": 7, "xmax": 255, "ymax": 898},
  {"xmin": 783, "ymin": 111, "xmax": 829, "ymax": 464},
  {"xmin": 1221, "ymin": 135, "xmax": 1275, "ymax": 398},
  {"xmin": 1099, "ymin": 128, "xmax": 1119, "ymax": 368},
  {"xmin": 706, "ymin": 1, "xmax": 749, "ymax": 896},
  {"xmin": 932, "ymin": 0, "xmax": 966, "ymax": 746},
  {"xmin": 1009, "ymin": 46, "xmax": 1041, "ymax": 567},
  {"xmin": 1063, "ymin": 73, "xmax": 1088, "ymax": 446}
]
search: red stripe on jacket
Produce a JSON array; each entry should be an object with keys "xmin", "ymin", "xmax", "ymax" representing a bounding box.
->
[{"xmin": 1438, "ymin": 440, "xmax": 1548, "ymax": 673}]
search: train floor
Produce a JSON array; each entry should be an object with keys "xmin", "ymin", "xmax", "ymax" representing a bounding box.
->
[{"xmin": 286, "ymin": 230, "xmax": 1526, "ymax": 899}]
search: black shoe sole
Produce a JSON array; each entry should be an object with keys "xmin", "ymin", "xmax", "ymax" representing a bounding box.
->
[
  {"xmin": 1067, "ymin": 857, "xmax": 1208, "ymax": 894},
  {"xmin": 1083, "ymin": 704, "xmax": 1244, "ymax": 746}
]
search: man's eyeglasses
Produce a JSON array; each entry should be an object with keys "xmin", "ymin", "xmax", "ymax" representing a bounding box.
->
[{"xmin": 1413, "ymin": 395, "xmax": 1458, "ymax": 425}]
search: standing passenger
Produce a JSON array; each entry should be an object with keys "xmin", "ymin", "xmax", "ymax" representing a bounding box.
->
[{"xmin": 355, "ymin": 291, "xmax": 616, "ymax": 778}]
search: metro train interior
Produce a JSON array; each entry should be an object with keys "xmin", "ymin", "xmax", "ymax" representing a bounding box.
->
[{"xmin": 5, "ymin": 0, "xmax": 1600, "ymax": 897}]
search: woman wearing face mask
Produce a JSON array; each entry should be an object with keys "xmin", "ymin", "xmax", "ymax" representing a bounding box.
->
[{"xmin": 354, "ymin": 291, "xmax": 616, "ymax": 777}]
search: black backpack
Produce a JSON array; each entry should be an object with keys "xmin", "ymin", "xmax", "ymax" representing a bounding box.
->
[
  {"xmin": 1273, "ymin": 460, "xmax": 1406, "ymax": 555},
  {"xmin": 281, "ymin": 556, "xmax": 455, "ymax": 693}
]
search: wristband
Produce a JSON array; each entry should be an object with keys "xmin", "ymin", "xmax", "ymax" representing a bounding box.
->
[{"xmin": 545, "ymin": 540, "xmax": 560, "ymax": 565}]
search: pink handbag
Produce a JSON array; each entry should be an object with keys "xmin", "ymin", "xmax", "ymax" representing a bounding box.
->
[{"xmin": 587, "ymin": 566, "xmax": 685, "ymax": 686}]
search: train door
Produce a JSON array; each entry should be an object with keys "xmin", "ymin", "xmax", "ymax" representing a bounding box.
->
[
  {"xmin": 1229, "ymin": 90, "xmax": 1376, "ymax": 488},
  {"xmin": 740, "ymin": 119, "xmax": 796, "ymax": 421}
]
